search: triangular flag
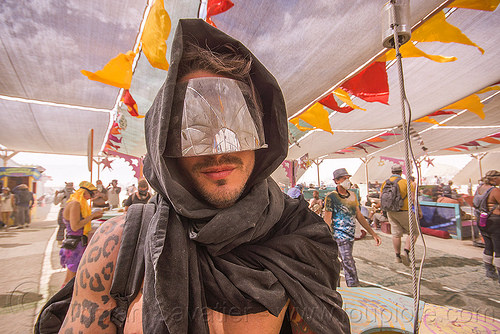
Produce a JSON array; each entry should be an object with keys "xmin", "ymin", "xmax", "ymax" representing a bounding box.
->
[
  {"xmin": 289, "ymin": 103, "xmax": 333, "ymax": 134},
  {"xmin": 289, "ymin": 119, "xmax": 314, "ymax": 132},
  {"xmin": 319, "ymin": 94, "xmax": 353, "ymax": 113},
  {"xmin": 447, "ymin": 0, "xmax": 500, "ymax": 11},
  {"xmin": 333, "ymin": 88, "xmax": 366, "ymax": 111},
  {"xmin": 385, "ymin": 41, "xmax": 457, "ymax": 63},
  {"xmin": 462, "ymin": 141, "xmax": 481, "ymax": 147},
  {"xmin": 412, "ymin": 11, "xmax": 484, "ymax": 54},
  {"xmin": 443, "ymin": 94, "xmax": 484, "ymax": 119},
  {"xmin": 121, "ymin": 90, "xmax": 144, "ymax": 118},
  {"xmin": 108, "ymin": 134, "xmax": 122, "ymax": 143},
  {"xmin": 81, "ymin": 51, "xmax": 136, "ymax": 89},
  {"xmin": 476, "ymin": 85, "xmax": 500, "ymax": 94},
  {"xmin": 206, "ymin": 0, "xmax": 234, "ymax": 27},
  {"xmin": 340, "ymin": 61, "xmax": 389, "ymax": 104},
  {"xmin": 428, "ymin": 110, "xmax": 456, "ymax": 116},
  {"xmin": 141, "ymin": 0, "xmax": 171, "ymax": 71},
  {"xmin": 352, "ymin": 144, "xmax": 368, "ymax": 153},
  {"xmin": 477, "ymin": 137, "xmax": 500, "ymax": 144},
  {"xmin": 413, "ymin": 116, "xmax": 441, "ymax": 125},
  {"xmin": 367, "ymin": 137, "xmax": 387, "ymax": 143},
  {"xmin": 444, "ymin": 147, "xmax": 462, "ymax": 152}
]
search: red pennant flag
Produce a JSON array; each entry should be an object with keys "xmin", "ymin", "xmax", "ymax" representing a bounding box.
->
[
  {"xmin": 353, "ymin": 144, "xmax": 368, "ymax": 153},
  {"xmin": 428, "ymin": 110, "xmax": 457, "ymax": 116},
  {"xmin": 206, "ymin": 0, "xmax": 234, "ymax": 27},
  {"xmin": 121, "ymin": 90, "xmax": 144, "ymax": 118},
  {"xmin": 106, "ymin": 141, "xmax": 120, "ymax": 150},
  {"xmin": 340, "ymin": 61, "xmax": 389, "ymax": 104},
  {"xmin": 318, "ymin": 94, "xmax": 354, "ymax": 113},
  {"xmin": 108, "ymin": 134, "xmax": 122, "ymax": 143}
]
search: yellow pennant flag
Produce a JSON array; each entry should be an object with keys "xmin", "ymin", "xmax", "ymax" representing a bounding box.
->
[
  {"xmin": 443, "ymin": 94, "xmax": 485, "ymax": 119},
  {"xmin": 447, "ymin": 0, "xmax": 500, "ymax": 11},
  {"xmin": 290, "ymin": 103, "xmax": 333, "ymax": 134},
  {"xmin": 289, "ymin": 118, "xmax": 313, "ymax": 132},
  {"xmin": 412, "ymin": 11, "xmax": 484, "ymax": 54},
  {"xmin": 413, "ymin": 116, "xmax": 443, "ymax": 125},
  {"xmin": 477, "ymin": 85, "xmax": 500, "ymax": 94},
  {"xmin": 141, "ymin": 0, "xmax": 171, "ymax": 71},
  {"xmin": 81, "ymin": 51, "xmax": 136, "ymax": 89},
  {"xmin": 386, "ymin": 41, "xmax": 457, "ymax": 63},
  {"xmin": 333, "ymin": 88, "xmax": 366, "ymax": 111}
]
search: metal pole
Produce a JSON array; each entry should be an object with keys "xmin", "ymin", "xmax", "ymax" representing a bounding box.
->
[{"xmin": 317, "ymin": 162, "xmax": 321, "ymax": 188}]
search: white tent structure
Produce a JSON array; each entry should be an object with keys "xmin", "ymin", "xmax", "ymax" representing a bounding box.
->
[
  {"xmin": 453, "ymin": 151, "xmax": 500, "ymax": 185},
  {"xmin": 0, "ymin": 1, "xmax": 499, "ymax": 178}
]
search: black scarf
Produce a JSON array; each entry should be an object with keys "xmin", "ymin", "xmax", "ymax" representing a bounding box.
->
[{"xmin": 142, "ymin": 19, "xmax": 349, "ymax": 334}]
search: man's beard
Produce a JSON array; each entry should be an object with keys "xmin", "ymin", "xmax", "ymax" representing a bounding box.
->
[{"xmin": 191, "ymin": 155, "xmax": 248, "ymax": 208}]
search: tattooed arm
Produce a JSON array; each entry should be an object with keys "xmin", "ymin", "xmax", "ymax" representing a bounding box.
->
[{"xmin": 60, "ymin": 215, "xmax": 125, "ymax": 333}]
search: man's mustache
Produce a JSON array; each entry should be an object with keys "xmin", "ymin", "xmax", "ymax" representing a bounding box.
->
[{"xmin": 191, "ymin": 155, "xmax": 244, "ymax": 173}]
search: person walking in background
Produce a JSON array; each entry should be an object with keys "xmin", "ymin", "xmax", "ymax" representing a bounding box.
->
[
  {"xmin": 13, "ymin": 184, "xmax": 34, "ymax": 229},
  {"xmin": 380, "ymin": 165, "xmax": 421, "ymax": 266},
  {"xmin": 107, "ymin": 179, "xmax": 121, "ymax": 209},
  {"xmin": 324, "ymin": 168, "xmax": 381, "ymax": 287},
  {"xmin": 53, "ymin": 182, "xmax": 75, "ymax": 242},
  {"xmin": 123, "ymin": 178, "xmax": 152, "ymax": 211},
  {"xmin": 473, "ymin": 170, "xmax": 500, "ymax": 282},
  {"xmin": 1, "ymin": 187, "xmax": 15, "ymax": 228},
  {"xmin": 59, "ymin": 181, "xmax": 103, "ymax": 285}
]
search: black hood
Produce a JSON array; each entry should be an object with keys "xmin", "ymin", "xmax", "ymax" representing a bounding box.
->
[{"xmin": 143, "ymin": 19, "xmax": 288, "ymax": 214}]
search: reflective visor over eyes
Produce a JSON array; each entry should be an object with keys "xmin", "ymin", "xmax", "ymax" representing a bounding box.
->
[{"xmin": 165, "ymin": 77, "xmax": 267, "ymax": 157}]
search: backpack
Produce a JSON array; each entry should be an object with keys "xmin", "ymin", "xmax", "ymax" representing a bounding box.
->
[
  {"xmin": 34, "ymin": 202, "xmax": 156, "ymax": 334},
  {"xmin": 16, "ymin": 189, "xmax": 33, "ymax": 206},
  {"xmin": 380, "ymin": 177, "xmax": 406, "ymax": 212}
]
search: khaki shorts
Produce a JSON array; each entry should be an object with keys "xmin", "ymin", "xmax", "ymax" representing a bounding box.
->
[{"xmin": 387, "ymin": 210, "xmax": 420, "ymax": 238}]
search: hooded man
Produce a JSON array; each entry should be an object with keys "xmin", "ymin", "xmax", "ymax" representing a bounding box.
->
[{"xmin": 59, "ymin": 19, "xmax": 349, "ymax": 334}]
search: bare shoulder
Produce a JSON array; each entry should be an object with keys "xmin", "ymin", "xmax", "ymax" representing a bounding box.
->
[{"xmin": 60, "ymin": 215, "xmax": 126, "ymax": 333}]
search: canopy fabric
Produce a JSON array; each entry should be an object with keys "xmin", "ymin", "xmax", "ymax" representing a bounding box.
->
[{"xmin": 1, "ymin": 0, "xmax": 499, "ymax": 170}]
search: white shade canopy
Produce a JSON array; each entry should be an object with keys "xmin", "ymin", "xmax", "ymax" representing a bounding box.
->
[{"xmin": 1, "ymin": 1, "xmax": 498, "ymax": 170}]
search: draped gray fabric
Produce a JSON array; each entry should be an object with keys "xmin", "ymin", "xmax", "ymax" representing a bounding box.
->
[{"xmin": 142, "ymin": 19, "xmax": 349, "ymax": 333}]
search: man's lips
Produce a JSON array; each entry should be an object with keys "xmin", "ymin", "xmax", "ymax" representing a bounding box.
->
[{"xmin": 200, "ymin": 165, "xmax": 236, "ymax": 180}]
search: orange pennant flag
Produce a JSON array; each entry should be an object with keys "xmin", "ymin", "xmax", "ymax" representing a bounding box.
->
[
  {"xmin": 447, "ymin": 0, "xmax": 500, "ymax": 11},
  {"xmin": 81, "ymin": 51, "xmax": 136, "ymax": 89},
  {"xmin": 413, "ymin": 116, "xmax": 442, "ymax": 125},
  {"xmin": 478, "ymin": 137, "xmax": 500, "ymax": 144},
  {"xmin": 444, "ymin": 147, "xmax": 462, "ymax": 152},
  {"xmin": 141, "ymin": 0, "xmax": 171, "ymax": 71},
  {"xmin": 333, "ymin": 88, "xmax": 366, "ymax": 111},
  {"xmin": 412, "ymin": 11, "xmax": 484, "ymax": 54},
  {"xmin": 290, "ymin": 103, "xmax": 333, "ymax": 134},
  {"xmin": 367, "ymin": 137, "xmax": 387, "ymax": 143},
  {"xmin": 385, "ymin": 41, "xmax": 457, "ymax": 63},
  {"xmin": 443, "ymin": 94, "xmax": 485, "ymax": 119},
  {"xmin": 477, "ymin": 85, "xmax": 500, "ymax": 94}
]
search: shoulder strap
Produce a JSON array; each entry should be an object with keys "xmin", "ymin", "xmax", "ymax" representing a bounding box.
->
[
  {"xmin": 480, "ymin": 187, "xmax": 495, "ymax": 210},
  {"xmin": 109, "ymin": 202, "xmax": 156, "ymax": 333}
]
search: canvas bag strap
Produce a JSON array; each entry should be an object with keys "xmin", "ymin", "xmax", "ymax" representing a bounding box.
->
[{"xmin": 109, "ymin": 202, "xmax": 156, "ymax": 333}]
